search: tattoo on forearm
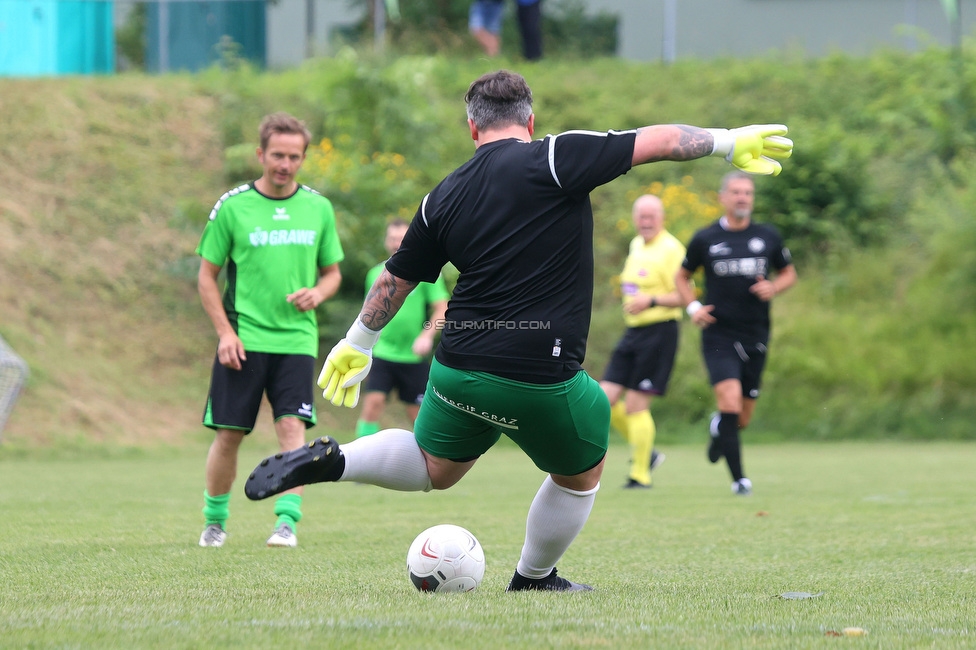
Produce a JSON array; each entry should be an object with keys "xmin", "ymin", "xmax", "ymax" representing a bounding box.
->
[
  {"xmin": 635, "ymin": 125, "xmax": 715, "ymax": 163},
  {"xmin": 673, "ymin": 125, "xmax": 714, "ymax": 159},
  {"xmin": 361, "ymin": 271, "xmax": 417, "ymax": 330}
]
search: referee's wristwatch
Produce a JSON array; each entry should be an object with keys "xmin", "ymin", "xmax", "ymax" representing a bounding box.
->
[{"xmin": 650, "ymin": 296, "xmax": 657, "ymax": 308}]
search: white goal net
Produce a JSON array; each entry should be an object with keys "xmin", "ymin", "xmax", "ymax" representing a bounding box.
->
[{"xmin": 0, "ymin": 335, "xmax": 29, "ymax": 439}]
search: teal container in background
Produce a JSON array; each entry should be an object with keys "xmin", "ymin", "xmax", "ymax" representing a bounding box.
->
[
  {"xmin": 144, "ymin": 0, "xmax": 266, "ymax": 73},
  {"xmin": 0, "ymin": 0, "xmax": 114, "ymax": 76}
]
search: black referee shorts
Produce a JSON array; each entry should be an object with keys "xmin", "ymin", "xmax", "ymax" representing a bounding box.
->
[{"xmin": 602, "ymin": 320, "xmax": 679, "ymax": 395}]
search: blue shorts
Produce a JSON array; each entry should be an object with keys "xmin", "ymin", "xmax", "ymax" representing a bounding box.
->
[{"xmin": 469, "ymin": 0, "xmax": 505, "ymax": 34}]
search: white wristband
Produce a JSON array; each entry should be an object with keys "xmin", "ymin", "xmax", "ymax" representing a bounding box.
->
[
  {"xmin": 686, "ymin": 300, "xmax": 703, "ymax": 317},
  {"xmin": 705, "ymin": 128, "xmax": 734, "ymax": 160},
  {"xmin": 346, "ymin": 318, "xmax": 381, "ymax": 351}
]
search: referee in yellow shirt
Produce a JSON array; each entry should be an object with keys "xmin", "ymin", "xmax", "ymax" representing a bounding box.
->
[{"xmin": 600, "ymin": 194, "xmax": 686, "ymax": 488}]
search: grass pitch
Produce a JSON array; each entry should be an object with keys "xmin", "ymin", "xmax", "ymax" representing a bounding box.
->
[{"xmin": 0, "ymin": 440, "xmax": 972, "ymax": 649}]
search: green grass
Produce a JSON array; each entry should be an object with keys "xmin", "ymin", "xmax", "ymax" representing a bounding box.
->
[{"xmin": 1, "ymin": 440, "xmax": 973, "ymax": 649}]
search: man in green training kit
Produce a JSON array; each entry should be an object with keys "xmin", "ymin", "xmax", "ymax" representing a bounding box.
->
[
  {"xmin": 196, "ymin": 112, "xmax": 344, "ymax": 548},
  {"xmin": 356, "ymin": 219, "xmax": 449, "ymax": 438}
]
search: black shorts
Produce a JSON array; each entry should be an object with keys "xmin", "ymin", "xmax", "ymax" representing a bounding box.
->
[
  {"xmin": 202, "ymin": 352, "xmax": 316, "ymax": 432},
  {"xmin": 701, "ymin": 329, "xmax": 768, "ymax": 398},
  {"xmin": 363, "ymin": 357, "xmax": 429, "ymax": 405},
  {"xmin": 602, "ymin": 320, "xmax": 679, "ymax": 395}
]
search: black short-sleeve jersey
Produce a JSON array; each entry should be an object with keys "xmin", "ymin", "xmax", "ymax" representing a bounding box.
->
[
  {"xmin": 681, "ymin": 219, "xmax": 792, "ymax": 341},
  {"xmin": 386, "ymin": 130, "xmax": 637, "ymax": 382}
]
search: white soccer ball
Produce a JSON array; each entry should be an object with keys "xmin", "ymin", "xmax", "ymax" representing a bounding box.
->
[{"xmin": 406, "ymin": 524, "xmax": 486, "ymax": 593}]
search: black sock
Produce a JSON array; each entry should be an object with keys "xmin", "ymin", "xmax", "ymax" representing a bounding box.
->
[{"xmin": 718, "ymin": 412, "xmax": 744, "ymax": 481}]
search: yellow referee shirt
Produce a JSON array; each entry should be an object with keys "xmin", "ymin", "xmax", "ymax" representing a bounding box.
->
[{"xmin": 619, "ymin": 229, "xmax": 685, "ymax": 327}]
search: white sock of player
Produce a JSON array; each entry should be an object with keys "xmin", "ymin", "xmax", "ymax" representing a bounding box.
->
[
  {"xmin": 339, "ymin": 428, "xmax": 433, "ymax": 492},
  {"xmin": 516, "ymin": 475, "xmax": 599, "ymax": 579}
]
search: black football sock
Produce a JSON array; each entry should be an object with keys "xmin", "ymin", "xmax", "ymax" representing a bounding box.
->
[{"xmin": 718, "ymin": 412, "xmax": 745, "ymax": 481}]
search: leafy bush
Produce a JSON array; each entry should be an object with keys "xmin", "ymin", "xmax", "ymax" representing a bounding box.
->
[
  {"xmin": 116, "ymin": 3, "xmax": 147, "ymax": 70},
  {"xmin": 757, "ymin": 122, "xmax": 894, "ymax": 257}
]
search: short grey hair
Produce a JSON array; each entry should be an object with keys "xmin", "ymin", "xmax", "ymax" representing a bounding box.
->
[
  {"xmin": 464, "ymin": 70, "xmax": 533, "ymax": 131},
  {"xmin": 719, "ymin": 171, "xmax": 754, "ymax": 193}
]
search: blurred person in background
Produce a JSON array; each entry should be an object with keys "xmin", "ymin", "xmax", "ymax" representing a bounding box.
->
[
  {"xmin": 470, "ymin": 0, "xmax": 504, "ymax": 56},
  {"xmin": 516, "ymin": 0, "xmax": 543, "ymax": 60},
  {"xmin": 355, "ymin": 219, "xmax": 449, "ymax": 438},
  {"xmin": 600, "ymin": 194, "xmax": 685, "ymax": 489},
  {"xmin": 675, "ymin": 171, "xmax": 797, "ymax": 497}
]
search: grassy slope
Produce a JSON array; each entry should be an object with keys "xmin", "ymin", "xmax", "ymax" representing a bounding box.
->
[
  {"xmin": 0, "ymin": 75, "xmax": 222, "ymax": 446},
  {"xmin": 0, "ymin": 72, "xmax": 411, "ymax": 448}
]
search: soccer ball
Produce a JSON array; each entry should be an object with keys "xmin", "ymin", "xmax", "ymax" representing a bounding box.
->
[{"xmin": 406, "ymin": 524, "xmax": 486, "ymax": 593}]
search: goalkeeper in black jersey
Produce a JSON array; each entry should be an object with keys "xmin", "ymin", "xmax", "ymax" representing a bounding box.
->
[{"xmin": 246, "ymin": 71, "xmax": 794, "ymax": 591}]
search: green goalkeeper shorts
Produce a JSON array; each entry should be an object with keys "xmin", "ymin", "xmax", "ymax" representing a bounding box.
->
[{"xmin": 413, "ymin": 358, "xmax": 610, "ymax": 476}]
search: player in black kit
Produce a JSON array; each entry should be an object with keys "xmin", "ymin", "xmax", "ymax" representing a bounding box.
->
[
  {"xmin": 676, "ymin": 171, "xmax": 797, "ymax": 496},
  {"xmin": 246, "ymin": 71, "xmax": 794, "ymax": 590}
]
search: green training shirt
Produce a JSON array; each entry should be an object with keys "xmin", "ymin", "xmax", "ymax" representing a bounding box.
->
[
  {"xmin": 365, "ymin": 262, "xmax": 450, "ymax": 364},
  {"xmin": 197, "ymin": 183, "xmax": 344, "ymax": 356}
]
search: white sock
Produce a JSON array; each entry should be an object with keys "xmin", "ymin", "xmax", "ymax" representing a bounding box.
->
[
  {"xmin": 339, "ymin": 428, "xmax": 433, "ymax": 492},
  {"xmin": 516, "ymin": 476, "xmax": 599, "ymax": 579}
]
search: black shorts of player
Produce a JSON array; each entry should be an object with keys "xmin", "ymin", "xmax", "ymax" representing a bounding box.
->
[
  {"xmin": 363, "ymin": 357, "xmax": 429, "ymax": 405},
  {"xmin": 602, "ymin": 320, "xmax": 679, "ymax": 395},
  {"xmin": 202, "ymin": 352, "xmax": 316, "ymax": 433},
  {"xmin": 701, "ymin": 328, "xmax": 768, "ymax": 399}
]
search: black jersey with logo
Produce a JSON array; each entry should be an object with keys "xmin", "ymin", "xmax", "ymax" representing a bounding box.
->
[
  {"xmin": 386, "ymin": 130, "xmax": 637, "ymax": 383},
  {"xmin": 682, "ymin": 219, "xmax": 792, "ymax": 341}
]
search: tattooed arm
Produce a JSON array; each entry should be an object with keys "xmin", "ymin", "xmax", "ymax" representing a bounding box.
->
[
  {"xmin": 631, "ymin": 124, "xmax": 714, "ymax": 166},
  {"xmin": 632, "ymin": 123, "xmax": 793, "ymax": 176},
  {"xmin": 360, "ymin": 269, "xmax": 419, "ymax": 331}
]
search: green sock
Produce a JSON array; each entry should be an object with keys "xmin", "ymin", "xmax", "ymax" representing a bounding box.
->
[
  {"xmin": 202, "ymin": 490, "xmax": 230, "ymax": 528},
  {"xmin": 356, "ymin": 420, "xmax": 380, "ymax": 438},
  {"xmin": 274, "ymin": 493, "xmax": 303, "ymax": 529}
]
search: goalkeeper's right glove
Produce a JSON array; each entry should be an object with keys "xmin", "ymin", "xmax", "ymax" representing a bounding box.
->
[
  {"xmin": 707, "ymin": 124, "xmax": 793, "ymax": 176},
  {"xmin": 317, "ymin": 319, "xmax": 380, "ymax": 408}
]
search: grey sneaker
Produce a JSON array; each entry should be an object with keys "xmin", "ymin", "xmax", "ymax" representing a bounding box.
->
[
  {"xmin": 506, "ymin": 568, "xmax": 593, "ymax": 592},
  {"xmin": 267, "ymin": 523, "xmax": 297, "ymax": 547},
  {"xmin": 199, "ymin": 523, "xmax": 227, "ymax": 547},
  {"xmin": 649, "ymin": 450, "xmax": 666, "ymax": 471},
  {"xmin": 732, "ymin": 478, "xmax": 753, "ymax": 496}
]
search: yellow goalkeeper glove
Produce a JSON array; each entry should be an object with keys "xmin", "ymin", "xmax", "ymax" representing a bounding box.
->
[
  {"xmin": 707, "ymin": 124, "xmax": 793, "ymax": 176},
  {"xmin": 317, "ymin": 319, "xmax": 380, "ymax": 408}
]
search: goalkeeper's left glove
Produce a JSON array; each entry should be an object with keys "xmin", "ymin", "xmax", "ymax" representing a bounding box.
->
[
  {"xmin": 317, "ymin": 319, "xmax": 380, "ymax": 408},
  {"xmin": 707, "ymin": 124, "xmax": 793, "ymax": 176}
]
